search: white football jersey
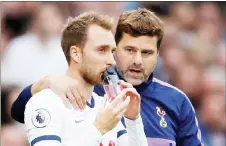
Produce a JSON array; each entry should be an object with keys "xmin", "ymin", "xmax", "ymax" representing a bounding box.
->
[{"xmin": 25, "ymin": 89, "xmax": 129, "ymax": 146}]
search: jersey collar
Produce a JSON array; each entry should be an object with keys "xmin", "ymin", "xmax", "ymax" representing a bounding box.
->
[{"xmin": 86, "ymin": 96, "xmax": 95, "ymax": 108}]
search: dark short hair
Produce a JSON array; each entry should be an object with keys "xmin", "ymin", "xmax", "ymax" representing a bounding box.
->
[{"xmin": 115, "ymin": 8, "xmax": 164, "ymax": 50}]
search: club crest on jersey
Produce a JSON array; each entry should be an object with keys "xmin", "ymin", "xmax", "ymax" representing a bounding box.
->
[
  {"xmin": 32, "ymin": 108, "xmax": 51, "ymax": 128},
  {"xmin": 156, "ymin": 106, "xmax": 167, "ymax": 128}
]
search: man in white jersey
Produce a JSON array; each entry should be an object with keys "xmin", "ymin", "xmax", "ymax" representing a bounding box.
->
[{"xmin": 24, "ymin": 12, "xmax": 148, "ymax": 146}]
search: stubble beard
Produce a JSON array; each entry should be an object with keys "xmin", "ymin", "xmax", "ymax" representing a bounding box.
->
[{"xmin": 81, "ymin": 66, "xmax": 102, "ymax": 85}]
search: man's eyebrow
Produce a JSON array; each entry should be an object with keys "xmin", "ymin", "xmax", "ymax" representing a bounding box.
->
[
  {"xmin": 141, "ymin": 48, "xmax": 155, "ymax": 52},
  {"xmin": 124, "ymin": 45, "xmax": 138, "ymax": 50},
  {"xmin": 97, "ymin": 45, "xmax": 117, "ymax": 51},
  {"xmin": 96, "ymin": 45, "xmax": 110, "ymax": 49},
  {"xmin": 99, "ymin": 45, "xmax": 110, "ymax": 48}
]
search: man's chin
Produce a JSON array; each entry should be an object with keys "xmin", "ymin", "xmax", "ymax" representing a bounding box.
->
[
  {"xmin": 92, "ymin": 76, "xmax": 102, "ymax": 85},
  {"xmin": 96, "ymin": 80, "xmax": 103, "ymax": 85},
  {"xmin": 125, "ymin": 77, "xmax": 143, "ymax": 86}
]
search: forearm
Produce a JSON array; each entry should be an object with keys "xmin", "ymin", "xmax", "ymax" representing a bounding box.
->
[
  {"xmin": 125, "ymin": 115, "xmax": 148, "ymax": 146},
  {"xmin": 31, "ymin": 76, "xmax": 50, "ymax": 96},
  {"xmin": 11, "ymin": 84, "xmax": 33, "ymax": 123}
]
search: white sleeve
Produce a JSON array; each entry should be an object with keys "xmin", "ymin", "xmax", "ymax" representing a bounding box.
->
[
  {"xmin": 118, "ymin": 115, "xmax": 148, "ymax": 146},
  {"xmin": 117, "ymin": 120, "xmax": 128, "ymax": 146},
  {"xmin": 24, "ymin": 89, "xmax": 63, "ymax": 146}
]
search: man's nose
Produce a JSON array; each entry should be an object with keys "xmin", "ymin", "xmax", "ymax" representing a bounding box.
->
[
  {"xmin": 106, "ymin": 53, "xmax": 116, "ymax": 67},
  {"xmin": 133, "ymin": 52, "xmax": 143, "ymax": 66}
]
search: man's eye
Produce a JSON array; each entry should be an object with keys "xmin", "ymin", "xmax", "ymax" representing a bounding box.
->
[
  {"xmin": 142, "ymin": 51, "xmax": 153, "ymax": 55},
  {"xmin": 126, "ymin": 49, "xmax": 134, "ymax": 52},
  {"xmin": 142, "ymin": 52, "xmax": 151, "ymax": 55},
  {"xmin": 99, "ymin": 48, "xmax": 106, "ymax": 53}
]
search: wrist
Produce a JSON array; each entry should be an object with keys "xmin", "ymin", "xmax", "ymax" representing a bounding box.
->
[
  {"xmin": 43, "ymin": 76, "xmax": 50, "ymax": 89},
  {"xmin": 124, "ymin": 114, "xmax": 142, "ymax": 124},
  {"xmin": 31, "ymin": 76, "xmax": 50, "ymax": 95},
  {"xmin": 94, "ymin": 122, "xmax": 106, "ymax": 135},
  {"xmin": 124, "ymin": 113, "xmax": 139, "ymax": 120}
]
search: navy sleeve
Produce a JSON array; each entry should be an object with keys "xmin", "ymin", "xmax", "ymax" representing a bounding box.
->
[
  {"xmin": 177, "ymin": 95, "xmax": 204, "ymax": 146},
  {"xmin": 11, "ymin": 84, "xmax": 33, "ymax": 123}
]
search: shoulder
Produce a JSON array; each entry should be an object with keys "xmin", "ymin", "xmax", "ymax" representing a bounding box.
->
[
  {"xmin": 24, "ymin": 89, "xmax": 65, "ymax": 145},
  {"xmin": 150, "ymin": 78, "xmax": 195, "ymax": 114},
  {"xmin": 152, "ymin": 78, "xmax": 190, "ymax": 103},
  {"xmin": 24, "ymin": 89, "xmax": 66, "ymax": 128},
  {"xmin": 25, "ymin": 89, "xmax": 65, "ymax": 113}
]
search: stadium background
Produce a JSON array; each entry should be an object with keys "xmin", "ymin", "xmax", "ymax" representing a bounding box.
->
[{"xmin": 1, "ymin": 2, "xmax": 225, "ymax": 146}]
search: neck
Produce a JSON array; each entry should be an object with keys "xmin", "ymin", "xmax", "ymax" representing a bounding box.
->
[{"xmin": 67, "ymin": 66, "xmax": 94, "ymax": 102}]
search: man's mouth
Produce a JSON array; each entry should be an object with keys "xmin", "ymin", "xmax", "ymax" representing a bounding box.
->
[
  {"xmin": 129, "ymin": 69, "xmax": 142, "ymax": 73},
  {"xmin": 127, "ymin": 69, "xmax": 143, "ymax": 79}
]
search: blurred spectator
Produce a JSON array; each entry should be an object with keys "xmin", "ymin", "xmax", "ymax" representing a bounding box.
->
[
  {"xmin": 215, "ymin": 42, "xmax": 226, "ymax": 67},
  {"xmin": 160, "ymin": 45, "xmax": 189, "ymax": 83},
  {"xmin": 1, "ymin": 85, "xmax": 21, "ymax": 125},
  {"xmin": 0, "ymin": 33, "xmax": 9, "ymax": 61},
  {"xmin": 1, "ymin": 3, "xmax": 68, "ymax": 88},
  {"xmin": 1, "ymin": 2, "xmax": 41, "ymax": 39},
  {"xmin": 199, "ymin": 93, "xmax": 226, "ymax": 146},
  {"xmin": 171, "ymin": 2, "xmax": 197, "ymax": 31},
  {"xmin": 174, "ymin": 63, "xmax": 204, "ymax": 109},
  {"xmin": 1, "ymin": 124, "xmax": 28, "ymax": 146},
  {"xmin": 161, "ymin": 17, "xmax": 181, "ymax": 48},
  {"xmin": 141, "ymin": 2, "xmax": 172, "ymax": 17},
  {"xmin": 72, "ymin": 2, "xmax": 127, "ymax": 32},
  {"xmin": 73, "ymin": 2, "xmax": 126, "ymax": 18},
  {"xmin": 202, "ymin": 65, "xmax": 225, "ymax": 95}
]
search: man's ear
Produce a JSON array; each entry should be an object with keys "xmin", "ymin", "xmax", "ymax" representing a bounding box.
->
[{"xmin": 70, "ymin": 46, "xmax": 82, "ymax": 63}]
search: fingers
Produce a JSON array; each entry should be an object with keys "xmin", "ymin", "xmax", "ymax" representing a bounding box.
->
[
  {"xmin": 66, "ymin": 88, "xmax": 80, "ymax": 110},
  {"xmin": 118, "ymin": 80, "xmax": 140, "ymax": 99},
  {"xmin": 117, "ymin": 108, "xmax": 127, "ymax": 120},
  {"xmin": 109, "ymin": 89, "xmax": 127, "ymax": 108},
  {"xmin": 66, "ymin": 86, "xmax": 85, "ymax": 110},
  {"xmin": 126, "ymin": 89, "xmax": 140, "ymax": 100},
  {"xmin": 119, "ymin": 80, "xmax": 133, "ymax": 89},
  {"xmin": 70, "ymin": 85, "xmax": 86, "ymax": 109},
  {"xmin": 109, "ymin": 88, "xmax": 135, "ymax": 108},
  {"xmin": 116, "ymin": 96, "xmax": 130, "ymax": 117},
  {"xmin": 106, "ymin": 96, "xmax": 130, "ymax": 123}
]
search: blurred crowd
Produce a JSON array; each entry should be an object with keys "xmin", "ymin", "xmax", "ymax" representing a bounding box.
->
[{"xmin": 1, "ymin": 2, "xmax": 225, "ymax": 146}]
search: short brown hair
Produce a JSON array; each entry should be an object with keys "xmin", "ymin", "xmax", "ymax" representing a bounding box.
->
[
  {"xmin": 115, "ymin": 8, "xmax": 164, "ymax": 50},
  {"xmin": 61, "ymin": 12, "xmax": 114, "ymax": 63}
]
